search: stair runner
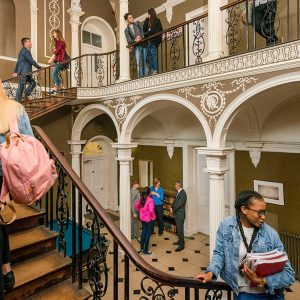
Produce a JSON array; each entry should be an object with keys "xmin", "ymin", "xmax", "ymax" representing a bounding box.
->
[
  {"xmin": 2, "ymin": 202, "xmax": 91, "ymax": 300},
  {"xmin": 24, "ymin": 88, "xmax": 77, "ymax": 120}
]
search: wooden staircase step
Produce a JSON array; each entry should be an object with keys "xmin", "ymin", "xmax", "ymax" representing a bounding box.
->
[
  {"xmin": 9, "ymin": 226, "xmax": 58, "ymax": 264},
  {"xmin": 5, "ymin": 250, "xmax": 71, "ymax": 300},
  {"xmin": 27, "ymin": 279, "xmax": 91, "ymax": 300},
  {"xmin": 4, "ymin": 203, "xmax": 45, "ymax": 234}
]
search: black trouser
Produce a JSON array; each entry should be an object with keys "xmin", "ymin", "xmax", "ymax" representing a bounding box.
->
[
  {"xmin": 174, "ymin": 214, "xmax": 185, "ymax": 247},
  {"xmin": 15, "ymin": 75, "xmax": 36, "ymax": 102},
  {"xmin": 254, "ymin": 1, "xmax": 278, "ymax": 46},
  {"xmin": 154, "ymin": 205, "xmax": 164, "ymax": 235},
  {"xmin": 0, "ymin": 176, "xmax": 11, "ymax": 298}
]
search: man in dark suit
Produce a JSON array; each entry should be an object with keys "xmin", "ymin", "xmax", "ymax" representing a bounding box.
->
[
  {"xmin": 13, "ymin": 37, "xmax": 41, "ymax": 102},
  {"xmin": 171, "ymin": 180, "xmax": 187, "ymax": 252}
]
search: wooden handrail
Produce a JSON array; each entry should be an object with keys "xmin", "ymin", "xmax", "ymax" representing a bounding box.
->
[
  {"xmin": 128, "ymin": 13, "xmax": 208, "ymax": 48},
  {"xmin": 221, "ymin": 0, "xmax": 247, "ymax": 11},
  {"xmin": 3, "ymin": 50, "xmax": 118, "ymax": 83},
  {"xmin": 32, "ymin": 125, "xmax": 231, "ymax": 291}
]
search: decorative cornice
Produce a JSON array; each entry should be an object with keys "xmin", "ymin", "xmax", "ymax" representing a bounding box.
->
[{"xmin": 77, "ymin": 41, "xmax": 300, "ymax": 101}]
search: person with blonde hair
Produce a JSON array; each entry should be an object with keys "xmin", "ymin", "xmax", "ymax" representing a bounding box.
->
[
  {"xmin": 48, "ymin": 29, "xmax": 67, "ymax": 94},
  {"xmin": 0, "ymin": 80, "xmax": 34, "ymax": 297}
]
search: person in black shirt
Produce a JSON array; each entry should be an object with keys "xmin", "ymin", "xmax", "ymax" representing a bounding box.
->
[{"xmin": 143, "ymin": 8, "xmax": 163, "ymax": 76}]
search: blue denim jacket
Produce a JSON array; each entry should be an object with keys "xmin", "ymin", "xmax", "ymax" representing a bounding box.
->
[
  {"xmin": 150, "ymin": 186, "xmax": 164, "ymax": 206},
  {"xmin": 0, "ymin": 111, "xmax": 33, "ymax": 176},
  {"xmin": 206, "ymin": 216, "xmax": 295, "ymax": 296}
]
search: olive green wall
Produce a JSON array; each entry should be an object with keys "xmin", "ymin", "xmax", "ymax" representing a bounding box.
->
[
  {"xmin": 32, "ymin": 106, "xmax": 73, "ymax": 163},
  {"xmin": 131, "ymin": 145, "xmax": 183, "ymax": 191},
  {"xmin": 235, "ymin": 151, "xmax": 300, "ymax": 235}
]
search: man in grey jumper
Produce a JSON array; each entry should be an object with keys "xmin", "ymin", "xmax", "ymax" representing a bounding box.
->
[{"xmin": 124, "ymin": 13, "xmax": 145, "ymax": 78}]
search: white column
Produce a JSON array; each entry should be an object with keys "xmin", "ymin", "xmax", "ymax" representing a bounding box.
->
[
  {"xmin": 68, "ymin": 140, "xmax": 87, "ymax": 176},
  {"xmin": 30, "ymin": 0, "xmax": 38, "ymax": 60},
  {"xmin": 197, "ymin": 148, "xmax": 235, "ymax": 257},
  {"xmin": 67, "ymin": 2, "xmax": 85, "ymax": 85},
  {"xmin": 113, "ymin": 143, "xmax": 137, "ymax": 240},
  {"xmin": 207, "ymin": 0, "xmax": 224, "ymax": 61},
  {"xmin": 117, "ymin": 0, "xmax": 130, "ymax": 82}
]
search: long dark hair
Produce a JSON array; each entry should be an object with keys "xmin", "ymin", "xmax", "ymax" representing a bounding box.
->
[
  {"xmin": 52, "ymin": 29, "xmax": 66, "ymax": 48},
  {"xmin": 140, "ymin": 187, "xmax": 150, "ymax": 207},
  {"xmin": 148, "ymin": 8, "xmax": 157, "ymax": 28},
  {"xmin": 235, "ymin": 190, "xmax": 264, "ymax": 253}
]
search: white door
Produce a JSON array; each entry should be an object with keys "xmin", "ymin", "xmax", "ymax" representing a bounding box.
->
[{"xmin": 82, "ymin": 158, "xmax": 107, "ymax": 209}]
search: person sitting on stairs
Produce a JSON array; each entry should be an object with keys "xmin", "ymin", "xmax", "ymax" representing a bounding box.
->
[{"xmin": 0, "ymin": 79, "xmax": 34, "ymax": 298}]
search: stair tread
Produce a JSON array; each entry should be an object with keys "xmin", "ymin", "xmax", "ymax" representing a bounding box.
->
[
  {"xmin": 27, "ymin": 279, "xmax": 91, "ymax": 300},
  {"xmin": 9, "ymin": 226, "xmax": 58, "ymax": 251},
  {"xmin": 11, "ymin": 250, "xmax": 71, "ymax": 289},
  {"xmin": 1, "ymin": 203, "xmax": 44, "ymax": 221}
]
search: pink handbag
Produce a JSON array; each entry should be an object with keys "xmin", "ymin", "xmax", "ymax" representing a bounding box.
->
[{"xmin": 0, "ymin": 118, "xmax": 57, "ymax": 205}]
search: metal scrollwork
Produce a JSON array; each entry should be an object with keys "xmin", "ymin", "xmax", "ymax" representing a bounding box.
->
[
  {"xmin": 226, "ymin": 5, "xmax": 242, "ymax": 55},
  {"xmin": 192, "ymin": 19, "xmax": 205, "ymax": 64},
  {"xmin": 169, "ymin": 29, "xmax": 181, "ymax": 70},
  {"xmin": 96, "ymin": 55, "xmax": 105, "ymax": 87},
  {"xmin": 74, "ymin": 57, "xmax": 83, "ymax": 87},
  {"xmin": 86, "ymin": 205, "xmax": 109, "ymax": 300},
  {"xmin": 205, "ymin": 289, "xmax": 223, "ymax": 300},
  {"xmin": 112, "ymin": 51, "xmax": 119, "ymax": 81},
  {"xmin": 2, "ymin": 81, "xmax": 17, "ymax": 99},
  {"xmin": 56, "ymin": 164, "xmax": 69, "ymax": 256},
  {"xmin": 261, "ymin": 0, "xmax": 280, "ymax": 45},
  {"xmin": 31, "ymin": 73, "xmax": 43, "ymax": 100},
  {"xmin": 139, "ymin": 276, "xmax": 178, "ymax": 300}
]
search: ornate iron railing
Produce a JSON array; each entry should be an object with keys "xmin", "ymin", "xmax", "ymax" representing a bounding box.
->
[
  {"xmin": 221, "ymin": 0, "xmax": 298, "ymax": 55},
  {"xmin": 2, "ymin": 51, "xmax": 119, "ymax": 104},
  {"xmin": 128, "ymin": 13, "xmax": 208, "ymax": 79},
  {"xmin": 32, "ymin": 126, "xmax": 232, "ymax": 300}
]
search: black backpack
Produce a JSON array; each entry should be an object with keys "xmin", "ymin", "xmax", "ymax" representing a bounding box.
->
[{"xmin": 62, "ymin": 53, "xmax": 70, "ymax": 70}]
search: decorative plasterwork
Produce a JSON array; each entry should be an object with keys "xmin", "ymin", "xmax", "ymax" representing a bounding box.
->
[
  {"xmin": 178, "ymin": 77, "xmax": 257, "ymax": 127},
  {"xmin": 77, "ymin": 41, "xmax": 300, "ymax": 100},
  {"xmin": 104, "ymin": 95, "xmax": 142, "ymax": 125}
]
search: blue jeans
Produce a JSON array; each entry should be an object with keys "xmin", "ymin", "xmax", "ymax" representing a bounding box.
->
[
  {"xmin": 140, "ymin": 220, "xmax": 153, "ymax": 253},
  {"xmin": 144, "ymin": 43, "xmax": 158, "ymax": 76},
  {"xmin": 52, "ymin": 62, "xmax": 64, "ymax": 86},
  {"xmin": 135, "ymin": 45, "xmax": 144, "ymax": 78},
  {"xmin": 235, "ymin": 293, "xmax": 284, "ymax": 300},
  {"xmin": 15, "ymin": 75, "xmax": 36, "ymax": 102}
]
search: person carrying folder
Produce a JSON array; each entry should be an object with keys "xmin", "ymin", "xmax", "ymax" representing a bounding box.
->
[{"xmin": 196, "ymin": 190, "xmax": 295, "ymax": 299}]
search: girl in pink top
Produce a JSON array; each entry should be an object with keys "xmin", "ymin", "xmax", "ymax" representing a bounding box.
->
[{"xmin": 134, "ymin": 187, "xmax": 156, "ymax": 255}]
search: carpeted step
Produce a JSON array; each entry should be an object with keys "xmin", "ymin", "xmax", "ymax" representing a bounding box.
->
[
  {"xmin": 27, "ymin": 279, "xmax": 91, "ymax": 300},
  {"xmin": 3, "ymin": 203, "xmax": 45, "ymax": 234},
  {"xmin": 4, "ymin": 250, "xmax": 71, "ymax": 300},
  {"xmin": 9, "ymin": 226, "xmax": 59, "ymax": 264}
]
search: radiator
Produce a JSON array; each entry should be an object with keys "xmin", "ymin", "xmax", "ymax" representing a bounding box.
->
[{"xmin": 280, "ymin": 232, "xmax": 300, "ymax": 280}]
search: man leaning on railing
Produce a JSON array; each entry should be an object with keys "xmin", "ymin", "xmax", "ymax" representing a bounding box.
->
[{"xmin": 124, "ymin": 13, "xmax": 145, "ymax": 79}]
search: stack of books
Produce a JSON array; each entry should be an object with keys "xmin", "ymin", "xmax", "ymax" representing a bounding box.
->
[{"xmin": 240, "ymin": 250, "xmax": 288, "ymax": 287}]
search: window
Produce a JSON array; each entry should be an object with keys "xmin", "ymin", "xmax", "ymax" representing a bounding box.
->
[{"xmin": 82, "ymin": 30, "xmax": 102, "ymax": 48}]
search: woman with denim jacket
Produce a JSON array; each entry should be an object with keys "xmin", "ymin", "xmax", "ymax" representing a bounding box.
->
[
  {"xmin": 197, "ymin": 190, "xmax": 295, "ymax": 300},
  {"xmin": 0, "ymin": 80, "xmax": 34, "ymax": 298}
]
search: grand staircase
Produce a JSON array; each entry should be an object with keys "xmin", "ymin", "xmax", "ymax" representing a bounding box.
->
[{"xmin": 3, "ymin": 203, "xmax": 91, "ymax": 300}]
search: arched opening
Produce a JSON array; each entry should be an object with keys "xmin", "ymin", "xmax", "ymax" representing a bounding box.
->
[
  {"xmin": 217, "ymin": 78, "xmax": 300, "ymax": 237},
  {"xmin": 81, "ymin": 16, "xmax": 116, "ymax": 86},
  {"xmin": 72, "ymin": 104, "xmax": 120, "ymax": 213},
  {"xmin": 0, "ymin": 0, "xmax": 16, "ymax": 57},
  {"xmin": 121, "ymin": 93, "xmax": 214, "ymax": 237}
]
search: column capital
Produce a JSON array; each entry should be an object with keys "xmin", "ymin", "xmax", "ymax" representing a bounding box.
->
[
  {"xmin": 67, "ymin": 7, "xmax": 85, "ymax": 22},
  {"xmin": 67, "ymin": 140, "xmax": 87, "ymax": 146},
  {"xmin": 197, "ymin": 147, "xmax": 235, "ymax": 175},
  {"xmin": 68, "ymin": 140, "xmax": 87, "ymax": 155},
  {"xmin": 113, "ymin": 143, "xmax": 138, "ymax": 162}
]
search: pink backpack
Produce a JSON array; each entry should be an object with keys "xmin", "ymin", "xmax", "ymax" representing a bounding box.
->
[{"xmin": 0, "ymin": 118, "xmax": 57, "ymax": 205}]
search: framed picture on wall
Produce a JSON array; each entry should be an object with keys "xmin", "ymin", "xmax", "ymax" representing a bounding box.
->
[{"xmin": 253, "ymin": 180, "xmax": 284, "ymax": 206}]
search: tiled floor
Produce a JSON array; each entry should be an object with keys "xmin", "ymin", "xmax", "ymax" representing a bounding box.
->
[{"xmin": 83, "ymin": 214, "xmax": 300, "ymax": 299}]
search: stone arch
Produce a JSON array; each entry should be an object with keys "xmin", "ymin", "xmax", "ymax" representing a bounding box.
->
[
  {"xmin": 120, "ymin": 93, "xmax": 212, "ymax": 145},
  {"xmin": 213, "ymin": 71, "xmax": 300, "ymax": 148},
  {"xmin": 72, "ymin": 103, "xmax": 120, "ymax": 141}
]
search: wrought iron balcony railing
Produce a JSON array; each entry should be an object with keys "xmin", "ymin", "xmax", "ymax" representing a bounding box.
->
[{"xmin": 32, "ymin": 126, "xmax": 233, "ymax": 300}]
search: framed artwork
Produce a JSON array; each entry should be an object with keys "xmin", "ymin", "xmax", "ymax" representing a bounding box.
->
[{"xmin": 254, "ymin": 180, "xmax": 284, "ymax": 206}]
